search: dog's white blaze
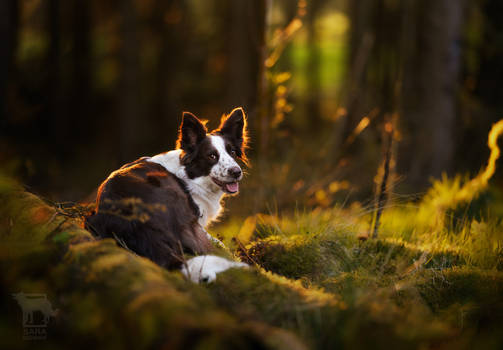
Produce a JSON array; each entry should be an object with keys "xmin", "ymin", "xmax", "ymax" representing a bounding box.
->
[
  {"xmin": 184, "ymin": 176, "xmax": 223, "ymax": 226},
  {"xmin": 208, "ymin": 135, "xmax": 242, "ymax": 181},
  {"xmin": 181, "ymin": 255, "xmax": 248, "ymax": 283}
]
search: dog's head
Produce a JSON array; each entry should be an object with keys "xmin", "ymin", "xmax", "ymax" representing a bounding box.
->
[{"xmin": 176, "ymin": 107, "xmax": 249, "ymax": 194}]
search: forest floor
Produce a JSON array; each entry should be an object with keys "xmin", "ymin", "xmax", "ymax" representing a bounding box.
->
[{"xmin": 1, "ymin": 171, "xmax": 502, "ymax": 350}]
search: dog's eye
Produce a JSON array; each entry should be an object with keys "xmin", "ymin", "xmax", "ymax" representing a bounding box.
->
[
  {"xmin": 208, "ymin": 153, "xmax": 217, "ymax": 160},
  {"xmin": 230, "ymin": 150, "xmax": 236, "ymax": 157}
]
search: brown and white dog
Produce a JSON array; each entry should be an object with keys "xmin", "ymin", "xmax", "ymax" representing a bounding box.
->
[{"xmin": 84, "ymin": 107, "xmax": 249, "ymax": 283}]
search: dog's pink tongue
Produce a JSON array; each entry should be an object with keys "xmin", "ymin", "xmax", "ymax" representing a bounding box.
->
[{"xmin": 225, "ymin": 182, "xmax": 239, "ymax": 193}]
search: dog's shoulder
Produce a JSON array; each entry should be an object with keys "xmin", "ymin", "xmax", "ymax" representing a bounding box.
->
[{"xmin": 96, "ymin": 157, "xmax": 199, "ymax": 217}]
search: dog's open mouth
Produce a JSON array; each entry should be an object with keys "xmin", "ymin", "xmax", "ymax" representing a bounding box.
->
[{"xmin": 211, "ymin": 178, "xmax": 239, "ymax": 194}]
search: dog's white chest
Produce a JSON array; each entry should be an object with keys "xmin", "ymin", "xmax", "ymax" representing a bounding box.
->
[
  {"xmin": 148, "ymin": 151, "xmax": 223, "ymax": 228},
  {"xmin": 186, "ymin": 182, "xmax": 223, "ymax": 227}
]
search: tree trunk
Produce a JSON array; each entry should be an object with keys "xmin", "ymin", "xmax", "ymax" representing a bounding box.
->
[
  {"xmin": 342, "ymin": 0, "xmax": 374, "ymax": 140},
  {"xmin": 118, "ymin": 0, "xmax": 142, "ymax": 162},
  {"xmin": 151, "ymin": 0, "xmax": 182, "ymax": 147},
  {"xmin": 225, "ymin": 0, "xmax": 267, "ymax": 144},
  {"xmin": 0, "ymin": 0, "xmax": 18, "ymax": 130},
  {"xmin": 400, "ymin": 0, "xmax": 466, "ymax": 188},
  {"xmin": 48, "ymin": 0, "xmax": 64, "ymax": 149},
  {"xmin": 226, "ymin": 1, "xmax": 253, "ymax": 111},
  {"xmin": 305, "ymin": 0, "xmax": 322, "ymax": 131},
  {"xmin": 71, "ymin": 0, "xmax": 91, "ymax": 143},
  {"xmin": 345, "ymin": 0, "xmax": 466, "ymax": 191}
]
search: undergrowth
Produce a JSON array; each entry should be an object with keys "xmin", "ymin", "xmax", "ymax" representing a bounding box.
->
[
  {"xmin": 212, "ymin": 177, "xmax": 503, "ymax": 349},
  {"xmin": 2, "ymin": 137, "xmax": 503, "ymax": 349}
]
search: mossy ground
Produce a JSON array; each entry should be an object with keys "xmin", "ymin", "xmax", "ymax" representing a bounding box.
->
[{"xmin": 1, "ymin": 174, "xmax": 502, "ymax": 349}]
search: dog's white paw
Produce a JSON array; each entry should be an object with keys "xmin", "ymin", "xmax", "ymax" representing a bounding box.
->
[{"xmin": 181, "ymin": 255, "xmax": 248, "ymax": 283}]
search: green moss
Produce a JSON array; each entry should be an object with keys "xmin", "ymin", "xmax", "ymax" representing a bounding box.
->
[
  {"xmin": 415, "ymin": 267, "xmax": 503, "ymax": 310},
  {"xmin": 241, "ymin": 235, "xmax": 323, "ymax": 279},
  {"xmin": 2, "ymin": 174, "xmax": 503, "ymax": 349},
  {"xmin": 0, "ymin": 181, "xmax": 305, "ymax": 349}
]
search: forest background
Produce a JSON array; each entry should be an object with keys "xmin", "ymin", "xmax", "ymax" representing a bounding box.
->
[{"xmin": 2, "ymin": 0, "xmax": 502, "ymax": 214}]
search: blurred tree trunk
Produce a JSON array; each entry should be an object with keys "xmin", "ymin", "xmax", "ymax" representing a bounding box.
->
[
  {"xmin": 71, "ymin": 0, "xmax": 91, "ymax": 143},
  {"xmin": 118, "ymin": 0, "xmax": 142, "ymax": 162},
  {"xmin": 252, "ymin": 0, "xmax": 268, "ymax": 156},
  {"xmin": 341, "ymin": 0, "xmax": 402, "ymax": 197},
  {"xmin": 152, "ymin": 0, "xmax": 182, "ymax": 144},
  {"xmin": 0, "ymin": 0, "xmax": 18, "ymax": 130},
  {"xmin": 226, "ymin": 0, "xmax": 267, "ymax": 135},
  {"xmin": 226, "ymin": 1, "xmax": 253, "ymax": 110},
  {"xmin": 400, "ymin": 0, "xmax": 466, "ymax": 188},
  {"xmin": 345, "ymin": 0, "xmax": 466, "ymax": 191},
  {"xmin": 48, "ymin": 0, "xmax": 65, "ymax": 150},
  {"xmin": 346, "ymin": 0, "xmax": 402, "ymax": 124},
  {"xmin": 249, "ymin": 0, "xmax": 267, "ymax": 213},
  {"xmin": 305, "ymin": 0, "xmax": 322, "ymax": 131},
  {"xmin": 342, "ymin": 0, "xmax": 374, "ymax": 140}
]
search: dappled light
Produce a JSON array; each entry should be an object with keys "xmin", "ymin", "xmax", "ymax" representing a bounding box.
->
[
  {"xmin": 1, "ymin": 0, "xmax": 503, "ymax": 349},
  {"xmin": 421, "ymin": 119, "xmax": 503, "ymax": 227}
]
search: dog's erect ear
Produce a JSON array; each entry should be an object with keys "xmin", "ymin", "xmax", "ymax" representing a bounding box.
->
[
  {"xmin": 177, "ymin": 112, "xmax": 207, "ymax": 152},
  {"xmin": 217, "ymin": 107, "xmax": 248, "ymax": 156}
]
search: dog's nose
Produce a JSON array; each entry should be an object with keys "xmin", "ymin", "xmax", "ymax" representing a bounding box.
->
[{"xmin": 228, "ymin": 167, "xmax": 242, "ymax": 179}]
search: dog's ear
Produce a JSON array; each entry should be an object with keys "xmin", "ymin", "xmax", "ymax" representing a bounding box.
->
[
  {"xmin": 177, "ymin": 112, "xmax": 207, "ymax": 152},
  {"xmin": 217, "ymin": 107, "xmax": 248, "ymax": 160}
]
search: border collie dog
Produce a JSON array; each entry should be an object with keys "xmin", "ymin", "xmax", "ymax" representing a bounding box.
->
[{"xmin": 84, "ymin": 107, "xmax": 249, "ymax": 282}]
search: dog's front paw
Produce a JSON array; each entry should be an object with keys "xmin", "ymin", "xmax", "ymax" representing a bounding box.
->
[{"xmin": 181, "ymin": 255, "xmax": 248, "ymax": 283}]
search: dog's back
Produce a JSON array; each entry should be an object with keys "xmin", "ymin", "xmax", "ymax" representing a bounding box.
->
[{"xmin": 84, "ymin": 158, "xmax": 212, "ymax": 268}]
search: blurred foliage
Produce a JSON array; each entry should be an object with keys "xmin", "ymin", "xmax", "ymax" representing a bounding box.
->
[{"xmin": 2, "ymin": 0, "xmax": 502, "ymax": 213}]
